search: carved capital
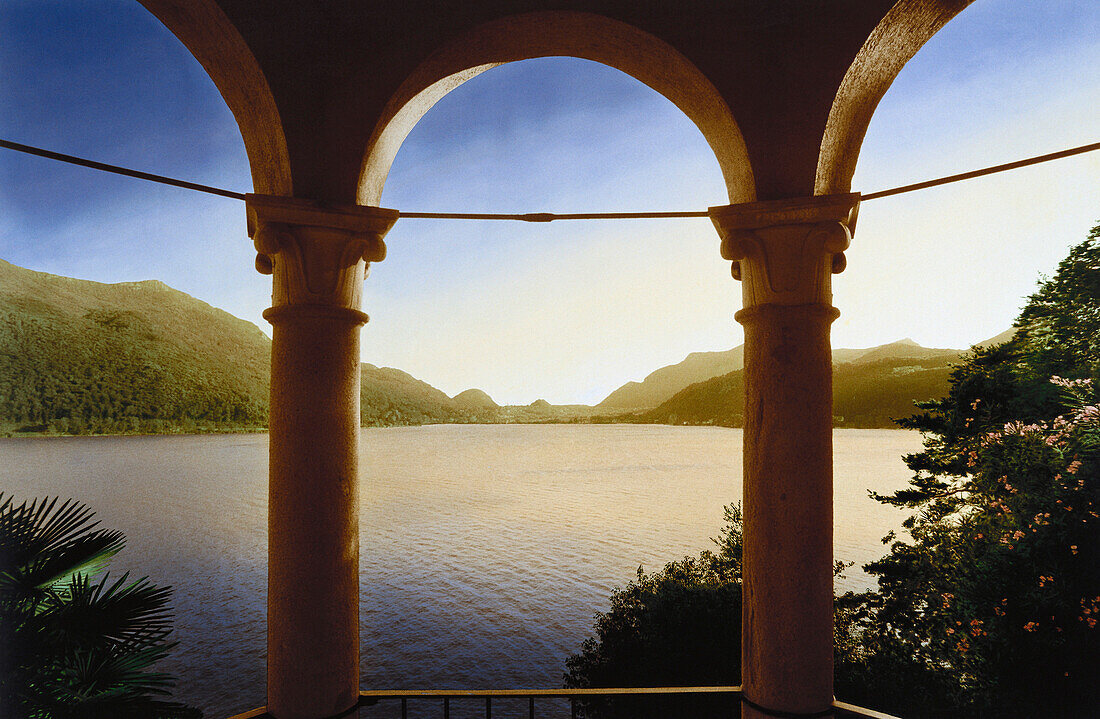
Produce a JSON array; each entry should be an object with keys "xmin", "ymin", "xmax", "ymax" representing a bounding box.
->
[
  {"xmin": 246, "ymin": 195, "xmax": 398, "ymax": 316},
  {"xmin": 709, "ymin": 193, "xmax": 859, "ymax": 307}
]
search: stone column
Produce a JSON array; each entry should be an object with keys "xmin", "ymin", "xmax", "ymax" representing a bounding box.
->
[
  {"xmin": 709, "ymin": 193, "xmax": 859, "ymax": 719},
  {"xmin": 247, "ymin": 194, "xmax": 398, "ymax": 719}
]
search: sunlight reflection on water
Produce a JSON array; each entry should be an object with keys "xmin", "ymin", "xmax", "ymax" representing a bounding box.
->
[{"xmin": 0, "ymin": 425, "xmax": 921, "ymax": 718}]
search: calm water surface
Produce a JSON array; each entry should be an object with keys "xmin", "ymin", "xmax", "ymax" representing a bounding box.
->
[{"xmin": 0, "ymin": 425, "xmax": 921, "ymax": 718}]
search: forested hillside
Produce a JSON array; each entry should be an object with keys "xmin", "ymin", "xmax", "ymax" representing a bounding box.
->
[
  {"xmin": 0, "ymin": 259, "xmax": 270, "ymax": 434},
  {"xmin": 0, "ymin": 257, "xmax": 990, "ymax": 434},
  {"xmin": 638, "ymin": 346, "xmax": 960, "ymax": 428},
  {"xmin": 596, "ymin": 347, "xmax": 744, "ymax": 411},
  {"xmin": 0, "ymin": 260, "xmax": 471, "ymax": 434},
  {"xmin": 360, "ymin": 364, "xmax": 464, "ymax": 426}
]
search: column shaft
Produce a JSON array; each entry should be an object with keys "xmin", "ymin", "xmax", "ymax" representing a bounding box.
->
[
  {"xmin": 267, "ymin": 306, "xmax": 364, "ymax": 719},
  {"xmin": 739, "ymin": 303, "xmax": 837, "ymax": 717},
  {"xmin": 248, "ymin": 195, "xmax": 397, "ymax": 719},
  {"xmin": 710, "ymin": 193, "xmax": 858, "ymax": 719}
]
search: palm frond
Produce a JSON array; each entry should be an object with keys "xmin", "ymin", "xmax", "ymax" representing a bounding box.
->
[
  {"xmin": 39, "ymin": 572, "xmax": 175, "ymax": 650},
  {"xmin": 0, "ymin": 493, "xmax": 124, "ymax": 594},
  {"xmin": 1, "ymin": 494, "xmax": 201, "ymax": 718}
]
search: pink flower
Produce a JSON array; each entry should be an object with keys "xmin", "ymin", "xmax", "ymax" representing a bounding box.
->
[{"xmin": 1051, "ymin": 376, "xmax": 1092, "ymax": 389}]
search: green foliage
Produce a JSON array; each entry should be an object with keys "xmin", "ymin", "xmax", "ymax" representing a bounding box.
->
[
  {"xmin": 0, "ymin": 261, "xmax": 270, "ymax": 434},
  {"xmin": 638, "ymin": 352, "xmax": 957, "ymax": 428},
  {"xmin": 838, "ymin": 222, "xmax": 1100, "ymax": 718},
  {"xmin": 1016, "ymin": 224, "xmax": 1100, "ymax": 380},
  {"xmin": 0, "ymin": 259, "xmax": 485, "ymax": 434},
  {"xmin": 0, "ymin": 493, "xmax": 201, "ymax": 718},
  {"xmin": 569, "ymin": 223, "xmax": 1100, "ymax": 719},
  {"xmin": 563, "ymin": 504, "xmax": 743, "ymax": 719}
]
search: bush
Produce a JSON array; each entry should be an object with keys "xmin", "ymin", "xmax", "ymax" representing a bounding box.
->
[{"xmin": 563, "ymin": 505, "xmax": 742, "ymax": 719}]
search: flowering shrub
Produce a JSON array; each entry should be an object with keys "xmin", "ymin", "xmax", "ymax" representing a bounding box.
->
[
  {"xmin": 936, "ymin": 378, "xmax": 1098, "ymax": 707},
  {"xmin": 835, "ymin": 376, "xmax": 1100, "ymax": 718},
  {"xmin": 836, "ymin": 223, "xmax": 1100, "ymax": 718}
]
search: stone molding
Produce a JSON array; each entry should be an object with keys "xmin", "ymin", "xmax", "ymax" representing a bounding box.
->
[
  {"xmin": 709, "ymin": 193, "xmax": 859, "ymax": 307},
  {"xmin": 247, "ymin": 194, "xmax": 398, "ymax": 314}
]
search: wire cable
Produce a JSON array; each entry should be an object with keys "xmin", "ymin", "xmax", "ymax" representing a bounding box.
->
[
  {"xmin": 2, "ymin": 137, "xmax": 1097, "ymax": 218},
  {"xmin": 860, "ymin": 141, "xmax": 1100, "ymax": 201},
  {"xmin": 0, "ymin": 138, "xmax": 247, "ymax": 201}
]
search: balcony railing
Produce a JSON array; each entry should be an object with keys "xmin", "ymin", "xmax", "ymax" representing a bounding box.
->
[{"xmin": 226, "ymin": 687, "xmax": 904, "ymax": 719}]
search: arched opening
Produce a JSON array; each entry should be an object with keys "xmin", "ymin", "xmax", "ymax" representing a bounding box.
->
[
  {"xmin": 816, "ymin": 0, "xmax": 974, "ymax": 197},
  {"xmin": 368, "ymin": 56, "xmax": 733, "ymax": 407},
  {"xmin": 0, "ymin": 2, "xmax": 270, "ymax": 716},
  {"xmin": 351, "ymin": 58, "xmax": 738, "ymax": 701},
  {"xmin": 358, "ymin": 11, "xmax": 755, "ymax": 207},
  {"xmin": 12, "ymin": 1, "xmax": 1097, "ymax": 717},
  {"xmin": 823, "ymin": 0, "xmax": 1100, "ymax": 354}
]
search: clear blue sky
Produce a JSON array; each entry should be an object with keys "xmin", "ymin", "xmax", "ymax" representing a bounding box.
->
[{"xmin": 1, "ymin": 1, "xmax": 1097, "ymax": 405}]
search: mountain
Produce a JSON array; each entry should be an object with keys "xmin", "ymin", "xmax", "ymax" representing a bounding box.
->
[
  {"xmin": 0, "ymin": 258, "xmax": 271, "ymax": 434},
  {"xmin": 637, "ymin": 343, "xmax": 964, "ymax": 428},
  {"xmin": 845, "ymin": 338, "xmax": 958, "ymax": 364},
  {"xmin": 597, "ymin": 338, "xmax": 967, "ymax": 414},
  {"xmin": 638, "ymin": 357, "xmax": 959, "ymax": 429},
  {"xmin": 596, "ymin": 347, "xmax": 744, "ymax": 411},
  {"xmin": 975, "ymin": 327, "xmax": 1016, "ymax": 348},
  {"xmin": 0, "ymin": 259, "xmax": 465, "ymax": 434},
  {"xmin": 360, "ymin": 364, "xmax": 463, "ymax": 426},
  {"xmin": 0, "ymin": 258, "xmax": 1013, "ymax": 434},
  {"xmin": 452, "ymin": 388, "xmax": 499, "ymax": 410}
]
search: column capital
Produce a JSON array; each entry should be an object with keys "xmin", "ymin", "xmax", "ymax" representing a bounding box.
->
[
  {"xmin": 246, "ymin": 194, "xmax": 399, "ymax": 320},
  {"xmin": 709, "ymin": 193, "xmax": 859, "ymax": 308}
]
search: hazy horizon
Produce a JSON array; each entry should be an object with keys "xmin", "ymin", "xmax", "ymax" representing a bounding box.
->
[{"xmin": 1, "ymin": 0, "xmax": 1097, "ymax": 404}]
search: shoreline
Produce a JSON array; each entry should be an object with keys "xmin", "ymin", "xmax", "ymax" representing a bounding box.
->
[{"xmin": 0, "ymin": 421, "xmax": 916, "ymax": 439}]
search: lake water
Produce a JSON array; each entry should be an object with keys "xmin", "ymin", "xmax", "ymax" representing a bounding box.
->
[{"xmin": 0, "ymin": 425, "xmax": 922, "ymax": 718}]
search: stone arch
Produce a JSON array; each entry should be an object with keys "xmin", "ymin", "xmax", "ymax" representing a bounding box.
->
[
  {"xmin": 815, "ymin": 0, "xmax": 974, "ymax": 196},
  {"xmin": 358, "ymin": 11, "xmax": 755, "ymax": 207},
  {"xmin": 137, "ymin": 0, "xmax": 291, "ymax": 196}
]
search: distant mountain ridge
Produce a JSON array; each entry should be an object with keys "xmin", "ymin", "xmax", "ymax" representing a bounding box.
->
[
  {"xmin": 614, "ymin": 334, "xmax": 1034, "ymax": 428},
  {"xmin": 639, "ymin": 354, "xmax": 960, "ymax": 428},
  {"xmin": 0, "ymin": 258, "xmax": 475, "ymax": 433},
  {"xmin": 0, "ymin": 258, "xmax": 1008, "ymax": 434},
  {"xmin": 596, "ymin": 337, "xmax": 965, "ymax": 413},
  {"xmin": 597, "ymin": 347, "xmax": 744, "ymax": 411}
]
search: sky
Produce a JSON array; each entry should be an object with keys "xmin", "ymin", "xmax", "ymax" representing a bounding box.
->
[{"xmin": 0, "ymin": 1, "xmax": 1098, "ymax": 405}]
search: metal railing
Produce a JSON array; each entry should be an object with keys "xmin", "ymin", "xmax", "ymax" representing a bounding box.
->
[{"xmin": 226, "ymin": 687, "xmax": 905, "ymax": 719}]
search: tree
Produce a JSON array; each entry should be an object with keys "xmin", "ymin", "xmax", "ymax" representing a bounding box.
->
[
  {"xmin": 565, "ymin": 223, "xmax": 1100, "ymax": 717},
  {"xmin": 0, "ymin": 493, "xmax": 201, "ymax": 718},
  {"xmin": 563, "ymin": 504, "xmax": 743, "ymax": 719},
  {"xmin": 835, "ymin": 222, "xmax": 1100, "ymax": 717}
]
